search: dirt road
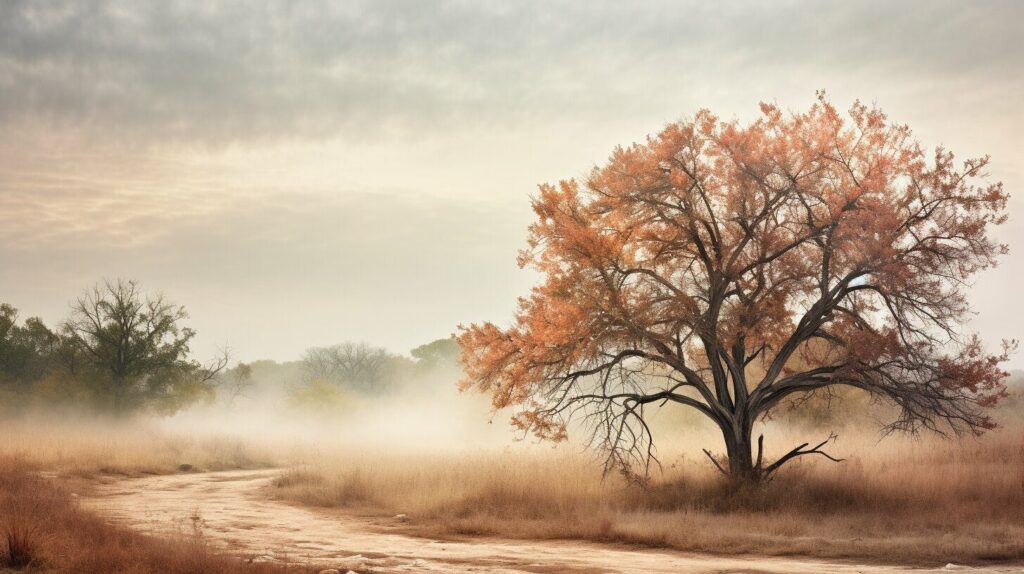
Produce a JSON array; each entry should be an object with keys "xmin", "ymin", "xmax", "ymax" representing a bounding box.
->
[{"xmin": 82, "ymin": 469, "xmax": 1021, "ymax": 574}]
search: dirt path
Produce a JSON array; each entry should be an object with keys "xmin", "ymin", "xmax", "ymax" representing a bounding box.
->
[{"xmin": 82, "ymin": 469, "xmax": 1020, "ymax": 574}]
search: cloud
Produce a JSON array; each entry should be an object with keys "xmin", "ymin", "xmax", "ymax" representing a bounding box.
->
[{"xmin": 0, "ymin": 0, "xmax": 1020, "ymax": 145}]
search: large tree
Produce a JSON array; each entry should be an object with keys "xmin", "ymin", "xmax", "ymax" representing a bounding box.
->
[
  {"xmin": 458, "ymin": 95, "xmax": 1011, "ymax": 481},
  {"xmin": 63, "ymin": 279, "xmax": 226, "ymax": 413}
]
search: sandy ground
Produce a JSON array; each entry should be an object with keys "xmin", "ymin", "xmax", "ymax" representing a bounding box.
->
[{"xmin": 80, "ymin": 469, "xmax": 1023, "ymax": 574}]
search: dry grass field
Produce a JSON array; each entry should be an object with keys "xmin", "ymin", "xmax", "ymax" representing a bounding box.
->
[
  {"xmin": 0, "ymin": 418, "xmax": 301, "ymax": 572},
  {"xmin": 0, "ymin": 417, "xmax": 277, "ymax": 477},
  {"xmin": 0, "ymin": 457, "xmax": 308, "ymax": 573},
  {"xmin": 270, "ymin": 430, "xmax": 1024, "ymax": 566},
  {"xmin": 1, "ymin": 415, "xmax": 1022, "ymax": 570}
]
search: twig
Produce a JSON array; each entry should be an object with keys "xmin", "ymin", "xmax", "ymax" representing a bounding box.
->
[{"xmin": 702, "ymin": 448, "xmax": 729, "ymax": 476}]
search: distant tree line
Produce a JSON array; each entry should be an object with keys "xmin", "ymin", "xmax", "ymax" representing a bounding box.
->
[
  {"xmin": 0, "ymin": 279, "xmax": 227, "ymax": 415},
  {"xmin": 298, "ymin": 338, "xmax": 459, "ymax": 393},
  {"xmin": 284, "ymin": 337, "xmax": 458, "ymax": 411},
  {"xmin": 1, "ymin": 278, "xmax": 464, "ymax": 416},
  {"xmin": 301, "ymin": 342, "xmax": 396, "ymax": 393}
]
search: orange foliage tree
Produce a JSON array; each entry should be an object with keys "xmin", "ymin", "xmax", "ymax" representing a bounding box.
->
[{"xmin": 458, "ymin": 94, "xmax": 1012, "ymax": 481}]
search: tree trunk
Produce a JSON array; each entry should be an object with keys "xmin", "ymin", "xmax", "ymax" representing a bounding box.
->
[{"xmin": 723, "ymin": 422, "xmax": 757, "ymax": 482}]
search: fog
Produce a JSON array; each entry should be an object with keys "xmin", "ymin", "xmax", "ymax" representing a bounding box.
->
[{"xmin": 159, "ymin": 360, "xmax": 519, "ymax": 454}]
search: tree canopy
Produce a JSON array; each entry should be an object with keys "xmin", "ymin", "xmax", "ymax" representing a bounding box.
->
[
  {"xmin": 411, "ymin": 337, "xmax": 460, "ymax": 369},
  {"xmin": 63, "ymin": 279, "xmax": 227, "ymax": 413},
  {"xmin": 458, "ymin": 94, "xmax": 1011, "ymax": 480}
]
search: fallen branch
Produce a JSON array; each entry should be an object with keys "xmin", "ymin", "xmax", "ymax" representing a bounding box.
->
[{"xmin": 762, "ymin": 432, "xmax": 844, "ymax": 479}]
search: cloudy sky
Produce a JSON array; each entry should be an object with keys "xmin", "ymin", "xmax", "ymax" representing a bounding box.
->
[{"xmin": 1, "ymin": 0, "xmax": 1022, "ymax": 365}]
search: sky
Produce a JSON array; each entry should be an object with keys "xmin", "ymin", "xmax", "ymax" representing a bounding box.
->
[{"xmin": 0, "ymin": 0, "xmax": 1022, "ymax": 366}]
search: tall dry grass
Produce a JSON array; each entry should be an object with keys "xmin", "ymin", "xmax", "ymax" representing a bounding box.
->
[
  {"xmin": 0, "ymin": 458, "xmax": 309, "ymax": 573},
  {"xmin": 0, "ymin": 416, "xmax": 279, "ymax": 477},
  {"xmin": 2, "ymin": 412, "xmax": 1021, "ymax": 567},
  {"xmin": 272, "ymin": 429, "xmax": 1024, "ymax": 566}
]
